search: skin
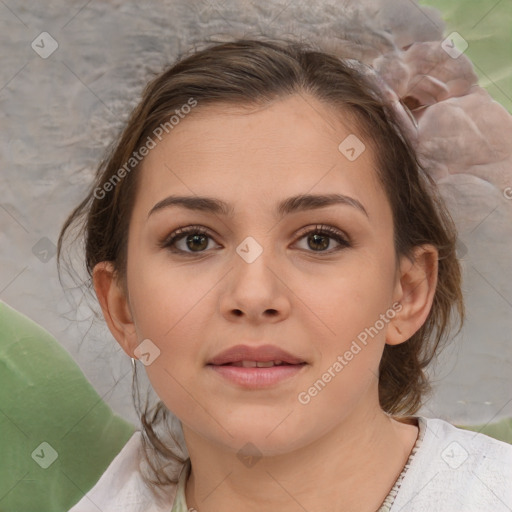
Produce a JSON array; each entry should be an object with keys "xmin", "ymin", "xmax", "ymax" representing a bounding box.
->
[{"xmin": 93, "ymin": 93, "xmax": 438, "ymax": 512}]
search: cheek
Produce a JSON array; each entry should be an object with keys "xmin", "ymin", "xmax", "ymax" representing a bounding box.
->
[
  {"xmin": 135, "ymin": 303, "xmax": 211, "ymax": 421},
  {"xmin": 127, "ymin": 247, "xmax": 212, "ymax": 339},
  {"xmin": 299, "ymin": 252, "xmax": 396, "ymax": 349},
  {"xmin": 292, "ymin": 262, "xmax": 393, "ymax": 429},
  {"xmin": 126, "ymin": 254, "xmax": 219, "ymax": 411}
]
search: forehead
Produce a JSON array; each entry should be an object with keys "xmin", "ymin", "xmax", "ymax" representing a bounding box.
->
[{"xmin": 133, "ymin": 93, "xmax": 389, "ymax": 222}]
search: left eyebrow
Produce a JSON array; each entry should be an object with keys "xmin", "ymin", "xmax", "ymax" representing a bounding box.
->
[
  {"xmin": 147, "ymin": 193, "xmax": 369, "ymax": 220},
  {"xmin": 277, "ymin": 193, "xmax": 369, "ymax": 219}
]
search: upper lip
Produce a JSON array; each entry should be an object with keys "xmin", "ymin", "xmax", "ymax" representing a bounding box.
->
[{"xmin": 208, "ymin": 344, "xmax": 306, "ymax": 365}]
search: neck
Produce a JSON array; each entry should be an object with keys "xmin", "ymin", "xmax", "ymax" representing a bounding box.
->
[{"xmin": 182, "ymin": 401, "xmax": 419, "ymax": 512}]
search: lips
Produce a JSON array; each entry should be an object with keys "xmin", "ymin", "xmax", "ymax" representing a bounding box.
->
[{"xmin": 207, "ymin": 344, "xmax": 306, "ymax": 367}]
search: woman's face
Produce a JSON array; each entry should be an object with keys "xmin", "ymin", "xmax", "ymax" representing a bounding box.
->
[{"xmin": 112, "ymin": 94, "xmax": 410, "ymax": 454}]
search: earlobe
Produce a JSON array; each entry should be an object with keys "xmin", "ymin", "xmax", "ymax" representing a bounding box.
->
[
  {"xmin": 387, "ymin": 245, "xmax": 438, "ymax": 346},
  {"xmin": 92, "ymin": 262, "xmax": 138, "ymax": 358}
]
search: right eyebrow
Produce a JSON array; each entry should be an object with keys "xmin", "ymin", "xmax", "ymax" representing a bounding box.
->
[{"xmin": 148, "ymin": 195, "xmax": 234, "ymax": 219}]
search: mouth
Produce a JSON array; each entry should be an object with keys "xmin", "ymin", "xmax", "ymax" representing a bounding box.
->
[
  {"xmin": 207, "ymin": 344, "xmax": 306, "ymax": 367},
  {"xmin": 207, "ymin": 344, "xmax": 307, "ymax": 388}
]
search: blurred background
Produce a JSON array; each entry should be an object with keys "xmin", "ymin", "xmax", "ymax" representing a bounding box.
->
[{"xmin": 1, "ymin": 0, "xmax": 511, "ymax": 429}]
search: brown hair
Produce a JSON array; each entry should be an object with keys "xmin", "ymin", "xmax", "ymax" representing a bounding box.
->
[{"xmin": 57, "ymin": 37, "xmax": 464, "ymax": 494}]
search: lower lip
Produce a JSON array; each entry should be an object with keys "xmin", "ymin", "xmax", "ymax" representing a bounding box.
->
[{"xmin": 207, "ymin": 364, "xmax": 306, "ymax": 388}]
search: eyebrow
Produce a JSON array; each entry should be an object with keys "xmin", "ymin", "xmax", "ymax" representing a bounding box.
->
[{"xmin": 147, "ymin": 193, "xmax": 369, "ymax": 219}]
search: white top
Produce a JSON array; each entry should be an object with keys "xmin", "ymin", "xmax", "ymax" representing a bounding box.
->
[{"xmin": 68, "ymin": 416, "xmax": 512, "ymax": 512}]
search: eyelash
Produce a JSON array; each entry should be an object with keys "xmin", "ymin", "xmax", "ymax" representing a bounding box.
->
[{"xmin": 159, "ymin": 224, "xmax": 351, "ymax": 256}]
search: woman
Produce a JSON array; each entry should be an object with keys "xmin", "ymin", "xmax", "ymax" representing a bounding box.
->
[{"xmin": 60, "ymin": 38, "xmax": 512, "ymax": 511}]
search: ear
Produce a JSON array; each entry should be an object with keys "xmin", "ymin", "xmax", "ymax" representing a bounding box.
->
[
  {"xmin": 92, "ymin": 261, "xmax": 138, "ymax": 358},
  {"xmin": 387, "ymin": 244, "xmax": 438, "ymax": 345}
]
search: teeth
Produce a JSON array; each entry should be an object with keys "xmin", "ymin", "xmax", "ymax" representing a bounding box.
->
[
  {"xmin": 256, "ymin": 361, "xmax": 275, "ymax": 368},
  {"xmin": 230, "ymin": 360, "xmax": 283, "ymax": 367}
]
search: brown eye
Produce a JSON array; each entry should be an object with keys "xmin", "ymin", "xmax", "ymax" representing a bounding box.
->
[
  {"xmin": 160, "ymin": 226, "xmax": 220, "ymax": 255},
  {"xmin": 307, "ymin": 232, "xmax": 330, "ymax": 251},
  {"xmin": 295, "ymin": 225, "xmax": 351, "ymax": 253},
  {"xmin": 183, "ymin": 233, "xmax": 209, "ymax": 252}
]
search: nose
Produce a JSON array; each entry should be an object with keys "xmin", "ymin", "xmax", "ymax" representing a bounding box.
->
[{"xmin": 219, "ymin": 237, "xmax": 291, "ymax": 324}]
